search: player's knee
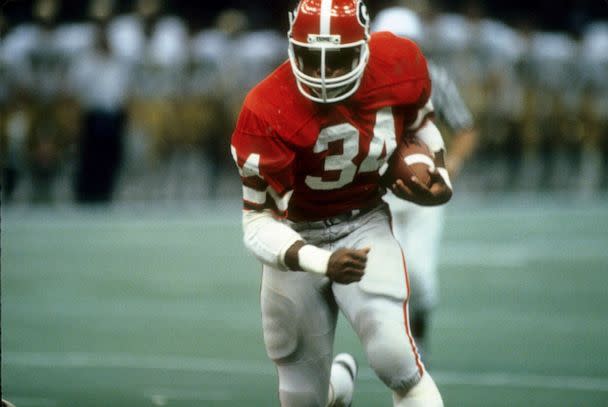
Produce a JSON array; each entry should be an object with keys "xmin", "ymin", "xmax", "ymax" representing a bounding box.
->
[
  {"xmin": 368, "ymin": 342, "xmax": 421, "ymax": 393},
  {"xmin": 357, "ymin": 312, "xmax": 421, "ymax": 393},
  {"xmin": 261, "ymin": 291, "xmax": 299, "ymax": 362},
  {"xmin": 394, "ymin": 372, "xmax": 443, "ymax": 407}
]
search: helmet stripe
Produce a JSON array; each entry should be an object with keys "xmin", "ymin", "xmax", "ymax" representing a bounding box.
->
[{"xmin": 320, "ymin": 0, "xmax": 332, "ymax": 35}]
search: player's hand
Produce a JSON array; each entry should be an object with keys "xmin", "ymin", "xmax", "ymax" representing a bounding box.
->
[
  {"xmin": 326, "ymin": 247, "xmax": 370, "ymax": 284},
  {"xmin": 392, "ymin": 168, "xmax": 452, "ymax": 206}
]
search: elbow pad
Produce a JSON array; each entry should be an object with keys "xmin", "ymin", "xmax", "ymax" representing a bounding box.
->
[{"xmin": 242, "ymin": 210, "xmax": 303, "ymax": 270}]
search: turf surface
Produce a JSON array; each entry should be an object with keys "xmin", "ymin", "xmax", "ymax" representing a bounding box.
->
[{"xmin": 2, "ymin": 195, "xmax": 608, "ymax": 406}]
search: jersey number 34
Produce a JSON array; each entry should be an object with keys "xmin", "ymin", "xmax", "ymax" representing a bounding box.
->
[
  {"xmin": 235, "ymin": 107, "xmax": 398, "ymax": 191},
  {"xmin": 306, "ymin": 107, "xmax": 398, "ymax": 190}
]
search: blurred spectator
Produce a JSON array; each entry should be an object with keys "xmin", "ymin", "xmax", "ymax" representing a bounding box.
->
[
  {"xmin": 191, "ymin": 9, "xmax": 283, "ymax": 118},
  {"xmin": 2, "ymin": 0, "xmax": 79, "ymax": 203},
  {"xmin": 187, "ymin": 11, "xmax": 239, "ymax": 199},
  {"xmin": 526, "ymin": 30, "xmax": 580, "ymax": 191},
  {"xmin": 188, "ymin": 9, "xmax": 284, "ymax": 198},
  {"xmin": 1, "ymin": 10, "xmax": 20, "ymax": 201},
  {"xmin": 106, "ymin": 0, "xmax": 191, "ymax": 199},
  {"xmin": 465, "ymin": 1, "xmax": 526, "ymax": 191},
  {"xmin": 109, "ymin": 0, "xmax": 187, "ymax": 158},
  {"xmin": 70, "ymin": 0, "xmax": 130, "ymax": 203},
  {"xmin": 579, "ymin": 22, "xmax": 608, "ymax": 192}
]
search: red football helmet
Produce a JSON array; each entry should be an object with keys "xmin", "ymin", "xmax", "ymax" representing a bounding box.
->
[{"xmin": 288, "ymin": 0, "xmax": 371, "ymax": 103}]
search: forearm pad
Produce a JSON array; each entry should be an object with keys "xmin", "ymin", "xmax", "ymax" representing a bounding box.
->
[{"xmin": 242, "ymin": 210, "xmax": 303, "ymax": 270}]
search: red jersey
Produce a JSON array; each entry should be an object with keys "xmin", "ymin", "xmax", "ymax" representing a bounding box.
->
[{"xmin": 231, "ymin": 32, "xmax": 432, "ymax": 222}]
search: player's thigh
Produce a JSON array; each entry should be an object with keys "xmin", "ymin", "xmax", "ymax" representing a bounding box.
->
[
  {"xmin": 334, "ymin": 213, "xmax": 423, "ymax": 392},
  {"xmin": 334, "ymin": 284, "xmax": 423, "ymax": 393},
  {"xmin": 261, "ymin": 266, "xmax": 338, "ymax": 363},
  {"xmin": 262, "ymin": 267, "xmax": 338, "ymax": 406},
  {"xmin": 349, "ymin": 206, "xmax": 409, "ymax": 300}
]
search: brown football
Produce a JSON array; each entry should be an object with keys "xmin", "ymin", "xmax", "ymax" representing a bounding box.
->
[{"xmin": 381, "ymin": 138, "xmax": 435, "ymax": 191}]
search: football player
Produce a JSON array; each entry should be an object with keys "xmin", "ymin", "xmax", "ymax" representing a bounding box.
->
[{"xmin": 231, "ymin": 1, "xmax": 451, "ymax": 406}]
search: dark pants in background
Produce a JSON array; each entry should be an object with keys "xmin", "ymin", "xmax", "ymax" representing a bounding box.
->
[{"xmin": 75, "ymin": 110, "xmax": 125, "ymax": 203}]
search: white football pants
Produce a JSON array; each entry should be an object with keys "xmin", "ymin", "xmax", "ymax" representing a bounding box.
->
[{"xmin": 260, "ymin": 204, "xmax": 434, "ymax": 407}]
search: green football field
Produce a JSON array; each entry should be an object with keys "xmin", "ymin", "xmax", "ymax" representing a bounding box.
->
[{"xmin": 2, "ymin": 194, "xmax": 608, "ymax": 406}]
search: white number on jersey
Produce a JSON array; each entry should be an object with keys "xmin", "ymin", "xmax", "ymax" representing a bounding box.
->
[
  {"xmin": 306, "ymin": 107, "xmax": 397, "ymax": 190},
  {"xmin": 305, "ymin": 123, "xmax": 360, "ymax": 190}
]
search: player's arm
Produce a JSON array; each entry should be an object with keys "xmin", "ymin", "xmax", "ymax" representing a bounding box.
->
[
  {"xmin": 242, "ymin": 210, "xmax": 367, "ymax": 284},
  {"xmin": 390, "ymin": 45, "xmax": 453, "ymax": 206},
  {"xmin": 393, "ymin": 102, "xmax": 453, "ymax": 206}
]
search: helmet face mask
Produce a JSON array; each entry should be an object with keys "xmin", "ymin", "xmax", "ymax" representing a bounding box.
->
[
  {"xmin": 288, "ymin": 0, "xmax": 371, "ymax": 103},
  {"xmin": 293, "ymin": 45, "xmax": 361, "ymax": 77}
]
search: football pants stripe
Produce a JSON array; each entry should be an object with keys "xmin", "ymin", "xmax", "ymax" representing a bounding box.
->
[{"xmin": 400, "ymin": 249, "xmax": 425, "ymax": 376}]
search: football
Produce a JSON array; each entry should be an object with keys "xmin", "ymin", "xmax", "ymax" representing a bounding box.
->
[{"xmin": 381, "ymin": 138, "xmax": 435, "ymax": 191}]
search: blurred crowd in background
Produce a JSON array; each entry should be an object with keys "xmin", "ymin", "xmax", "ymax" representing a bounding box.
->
[{"xmin": 1, "ymin": 0, "xmax": 607, "ymax": 205}]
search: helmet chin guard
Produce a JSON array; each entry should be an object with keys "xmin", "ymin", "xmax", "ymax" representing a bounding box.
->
[{"xmin": 288, "ymin": 0, "xmax": 371, "ymax": 103}]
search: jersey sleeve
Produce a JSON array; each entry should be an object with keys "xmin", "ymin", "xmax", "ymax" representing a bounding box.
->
[
  {"xmin": 231, "ymin": 106, "xmax": 295, "ymax": 215},
  {"xmin": 384, "ymin": 36, "xmax": 434, "ymax": 133}
]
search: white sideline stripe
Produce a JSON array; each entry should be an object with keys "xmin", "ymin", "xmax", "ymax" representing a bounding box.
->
[
  {"xmin": 7, "ymin": 398, "xmax": 57, "ymax": 407},
  {"xmin": 434, "ymin": 371, "xmax": 608, "ymax": 392},
  {"xmin": 144, "ymin": 388, "xmax": 233, "ymax": 402},
  {"xmin": 4, "ymin": 352, "xmax": 608, "ymax": 393},
  {"xmin": 3, "ymin": 352, "xmax": 270, "ymax": 375}
]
